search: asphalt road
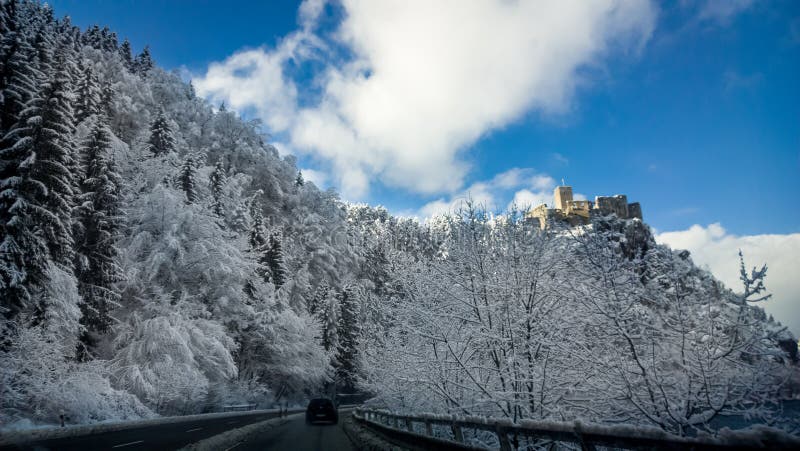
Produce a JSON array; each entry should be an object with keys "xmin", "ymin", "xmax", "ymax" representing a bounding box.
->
[
  {"xmin": 0, "ymin": 411, "xmax": 289, "ymax": 451},
  {"xmin": 237, "ymin": 414, "xmax": 355, "ymax": 451}
]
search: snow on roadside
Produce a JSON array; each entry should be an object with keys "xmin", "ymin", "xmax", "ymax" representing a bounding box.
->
[
  {"xmin": 179, "ymin": 414, "xmax": 300, "ymax": 451},
  {"xmin": 0, "ymin": 408, "xmax": 303, "ymax": 447}
]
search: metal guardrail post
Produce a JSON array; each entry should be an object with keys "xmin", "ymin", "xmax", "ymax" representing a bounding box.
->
[
  {"xmin": 451, "ymin": 422, "xmax": 464, "ymax": 443},
  {"xmin": 424, "ymin": 418, "xmax": 433, "ymax": 436},
  {"xmin": 496, "ymin": 424, "xmax": 512, "ymax": 451},
  {"xmin": 404, "ymin": 418, "xmax": 413, "ymax": 432},
  {"xmin": 574, "ymin": 423, "xmax": 596, "ymax": 451}
]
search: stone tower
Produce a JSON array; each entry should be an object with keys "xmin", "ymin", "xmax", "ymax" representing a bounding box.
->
[{"xmin": 554, "ymin": 185, "xmax": 573, "ymax": 211}]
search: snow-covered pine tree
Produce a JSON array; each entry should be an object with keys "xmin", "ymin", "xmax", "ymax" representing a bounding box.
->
[
  {"xmin": 317, "ymin": 289, "xmax": 339, "ymax": 354},
  {"xmin": 295, "ymin": 171, "xmax": 303, "ymax": 187},
  {"xmin": 119, "ymin": 38, "xmax": 133, "ymax": 71},
  {"xmin": 75, "ymin": 61, "xmax": 101, "ymax": 122},
  {"xmin": 308, "ymin": 282, "xmax": 330, "ymax": 316},
  {"xmin": 99, "ymin": 27, "xmax": 118, "ymax": 52},
  {"xmin": 209, "ymin": 159, "xmax": 226, "ymax": 217},
  {"xmin": 147, "ymin": 110, "xmax": 176, "ymax": 156},
  {"xmin": 82, "ymin": 24, "xmax": 100, "ymax": 49},
  {"xmin": 0, "ymin": 0, "xmax": 16, "ymax": 81},
  {"xmin": 133, "ymin": 45, "xmax": 153, "ymax": 74},
  {"xmin": 8, "ymin": 63, "xmax": 77, "ymax": 275},
  {"xmin": 265, "ymin": 233, "xmax": 287, "ymax": 289},
  {"xmin": 99, "ymin": 80, "xmax": 115, "ymax": 118},
  {"xmin": 36, "ymin": 57, "xmax": 78, "ymax": 269},
  {"xmin": 74, "ymin": 121, "xmax": 122, "ymax": 359},
  {"xmin": 0, "ymin": 72, "xmax": 75, "ymax": 323},
  {"xmin": 336, "ymin": 284, "xmax": 361, "ymax": 391},
  {"xmin": 0, "ymin": 18, "xmax": 41, "ymax": 136},
  {"xmin": 31, "ymin": 27, "xmax": 55, "ymax": 84},
  {"xmin": 178, "ymin": 154, "xmax": 198, "ymax": 204},
  {"xmin": 248, "ymin": 208, "xmax": 267, "ymax": 250}
]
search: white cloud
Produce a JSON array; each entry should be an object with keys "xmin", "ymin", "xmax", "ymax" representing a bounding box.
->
[
  {"xmin": 299, "ymin": 168, "xmax": 329, "ymax": 187},
  {"xmin": 656, "ymin": 224, "xmax": 800, "ymax": 336},
  {"xmin": 195, "ymin": 0, "xmax": 656, "ymax": 199},
  {"xmin": 696, "ymin": 0, "xmax": 755, "ymax": 25},
  {"xmin": 508, "ymin": 189, "xmax": 552, "ymax": 211},
  {"xmin": 416, "ymin": 167, "xmax": 556, "ymax": 218}
]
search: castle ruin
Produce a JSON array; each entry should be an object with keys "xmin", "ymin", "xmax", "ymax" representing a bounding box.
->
[{"xmin": 527, "ymin": 185, "xmax": 642, "ymax": 229}]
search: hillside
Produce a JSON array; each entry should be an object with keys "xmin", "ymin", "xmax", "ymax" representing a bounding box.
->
[{"xmin": 0, "ymin": 0, "xmax": 796, "ymax": 436}]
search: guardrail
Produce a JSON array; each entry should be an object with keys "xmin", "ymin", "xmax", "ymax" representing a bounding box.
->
[
  {"xmin": 352, "ymin": 408, "xmax": 800, "ymax": 451},
  {"xmin": 221, "ymin": 404, "xmax": 258, "ymax": 412}
]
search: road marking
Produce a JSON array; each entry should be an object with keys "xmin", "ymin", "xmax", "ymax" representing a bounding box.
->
[
  {"xmin": 186, "ymin": 427, "xmax": 203, "ymax": 432},
  {"xmin": 112, "ymin": 440, "xmax": 144, "ymax": 448},
  {"xmin": 224, "ymin": 441, "xmax": 243, "ymax": 451}
]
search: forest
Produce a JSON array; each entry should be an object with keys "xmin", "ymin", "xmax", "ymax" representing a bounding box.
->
[{"xmin": 0, "ymin": 0, "xmax": 796, "ymax": 436}]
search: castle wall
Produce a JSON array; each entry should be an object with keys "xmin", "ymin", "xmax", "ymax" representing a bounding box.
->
[
  {"xmin": 594, "ymin": 195, "xmax": 629, "ymax": 218},
  {"xmin": 525, "ymin": 186, "xmax": 642, "ymax": 229},
  {"xmin": 627, "ymin": 202, "xmax": 642, "ymax": 220},
  {"xmin": 554, "ymin": 186, "xmax": 573, "ymax": 211}
]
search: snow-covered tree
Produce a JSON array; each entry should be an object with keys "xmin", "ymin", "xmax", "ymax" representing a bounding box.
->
[
  {"xmin": 264, "ymin": 233, "xmax": 287, "ymax": 289},
  {"xmin": 209, "ymin": 159, "xmax": 226, "ymax": 217},
  {"xmin": 336, "ymin": 284, "xmax": 361, "ymax": 392},
  {"xmin": 147, "ymin": 110, "xmax": 175, "ymax": 156},
  {"xmin": 133, "ymin": 45, "xmax": 153, "ymax": 74},
  {"xmin": 119, "ymin": 38, "xmax": 133, "ymax": 70},
  {"xmin": 75, "ymin": 62, "xmax": 101, "ymax": 122},
  {"xmin": 74, "ymin": 121, "xmax": 122, "ymax": 359},
  {"xmin": 177, "ymin": 154, "xmax": 198, "ymax": 203}
]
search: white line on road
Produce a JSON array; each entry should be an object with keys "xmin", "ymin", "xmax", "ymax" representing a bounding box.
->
[
  {"xmin": 186, "ymin": 427, "xmax": 203, "ymax": 432},
  {"xmin": 224, "ymin": 441, "xmax": 243, "ymax": 451},
  {"xmin": 112, "ymin": 440, "xmax": 144, "ymax": 448}
]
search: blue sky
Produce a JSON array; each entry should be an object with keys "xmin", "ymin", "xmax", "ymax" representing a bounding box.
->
[{"xmin": 49, "ymin": 0, "xmax": 799, "ymax": 331}]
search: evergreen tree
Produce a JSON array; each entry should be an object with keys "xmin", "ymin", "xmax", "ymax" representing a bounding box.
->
[
  {"xmin": 0, "ymin": 0, "xmax": 17, "ymax": 78},
  {"xmin": 248, "ymin": 208, "xmax": 268, "ymax": 250},
  {"xmin": 99, "ymin": 80, "xmax": 115, "ymax": 118},
  {"xmin": 119, "ymin": 38, "xmax": 133, "ymax": 71},
  {"xmin": 336, "ymin": 285, "xmax": 361, "ymax": 391},
  {"xmin": 308, "ymin": 282, "xmax": 330, "ymax": 316},
  {"xmin": 178, "ymin": 154, "xmax": 198, "ymax": 204},
  {"xmin": 133, "ymin": 45, "xmax": 153, "ymax": 74},
  {"xmin": 83, "ymin": 24, "xmax": 101, "ymax": 49},
  {"xmin": 74, "ymin": 121, "xmax": 122, "ymax": 359},
  {"xmin": 31, "ymin": 27, "xmax": 55, "ymax": 83},
  {"xmin": 26, "ymin": 66, "xmax": 77, "ymax": 268},
  {"xmin": 0, "ymin": 66, "xmax": 76, "ymax": 322},
  {"xmin": 75, "ymin": 62, "xmax": 100, "ymax": 122},
  {"xmin": 318, "ymin": 293, "xmax": 339, "ymax": 353},
  {"xmin": 209, "ymin": 159, "xmax": 226, "ymax": 217},
  {"xmin": 295, "ymin": 171, "xmax": 304, "ymax": 187},
  {"xmin": 264, "ymin": 233, "xmax": 287, "ymax": 289},
  {"xmin": 147, "ymin": 110, "xmax": 176, "ymax": 156},
  {"xmin": 1, "ymin": 20, "xmax": 40, "ymax": 136},
  {"xmin": 99, "ymin": 27, "xmax": 118, "ymax": 52}
]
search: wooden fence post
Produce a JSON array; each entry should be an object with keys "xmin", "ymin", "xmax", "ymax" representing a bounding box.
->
[
  {"xmin": 405, "ymin": 418, "xmax": 413, "ymax": 432},
  {"xmin": 425, "ymin": 419, "xmax": 433, "ymax": 436}
]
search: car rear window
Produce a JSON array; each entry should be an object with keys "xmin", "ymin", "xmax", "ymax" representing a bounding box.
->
[{"xmin": 309, "ymin": 398, "xmax": 333, "ymax": 407}]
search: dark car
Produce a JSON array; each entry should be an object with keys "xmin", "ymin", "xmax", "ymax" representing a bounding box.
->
[{"xmin": 305, "ymin": 398, "xmax": 338, "ymax": 425}]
